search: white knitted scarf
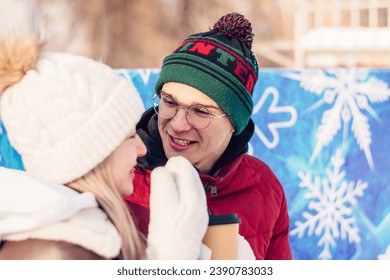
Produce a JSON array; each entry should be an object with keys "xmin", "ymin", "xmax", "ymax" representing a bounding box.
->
[{"xmin": 0, "ymin": 167, "xmax": 121, "ymax": 259}]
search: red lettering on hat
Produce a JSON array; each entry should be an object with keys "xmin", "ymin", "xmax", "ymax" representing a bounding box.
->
[
  {"xmin": 234, "ymin": 61, "xmax": 255, "ymax": 94},
  {"xmin": 246, "ymin": 74, "xmax": 255, "ymax": 93},
  {"xmin": 189, "ymin": 42, "xmax": 215, "ymax": 55},
  {"xmin": 234, "ymin": 61, "xmax": 248, "ymax": 84}
]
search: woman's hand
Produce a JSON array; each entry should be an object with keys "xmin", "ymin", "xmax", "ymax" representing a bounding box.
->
[{"xmin": 147, "ymin": 156, "xmax": 209, "ymax": 259}]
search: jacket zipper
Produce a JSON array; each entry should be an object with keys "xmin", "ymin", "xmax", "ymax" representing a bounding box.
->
[
  {"xmin": 210, "ymin": 185, "xmax": 217, "ymax": 197},
  {"xmin": 204, "ymin": 182, "xmax": 218, "ymax": 197}
]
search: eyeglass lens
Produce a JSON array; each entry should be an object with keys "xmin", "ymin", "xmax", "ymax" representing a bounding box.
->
[{"xmin": 153, "ymin": 94, "xmax": 211, "ymax": 129}]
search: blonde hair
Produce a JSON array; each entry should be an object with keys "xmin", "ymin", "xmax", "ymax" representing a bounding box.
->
[{"xmin": 68, "ymin": 156, "xmax": 146, "ymax": 260}]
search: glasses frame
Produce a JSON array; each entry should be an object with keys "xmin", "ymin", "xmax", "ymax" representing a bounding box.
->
[{"xmin": 152, "ymin": 92, "xmax": 226, "ymax": 129}]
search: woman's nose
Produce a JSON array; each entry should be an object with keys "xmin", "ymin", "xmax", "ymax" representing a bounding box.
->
[{"xmin": 136, "ymin": 136, "xmax": 147, "ymax": 157}]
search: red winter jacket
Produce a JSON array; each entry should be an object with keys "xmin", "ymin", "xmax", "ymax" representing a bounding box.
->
[{"xmin": 124, "ymin": 153, "xmax": 292, "ymax": 260}]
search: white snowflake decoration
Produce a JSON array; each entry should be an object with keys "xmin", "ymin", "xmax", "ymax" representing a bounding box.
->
[
  {"xmin": 290, "ymin": 149, "xmax": 368, "ymax": 259},
  {"xmin": 285, "ymin": 69, "xmax": 390, "ymax": 170},
  {"xmin": 252, "ymin": 87, "xmax": 297, "ymax": 149},
  {"xmin": 378, "ymin": 245, "xmax": 390, "ymax": 260}
]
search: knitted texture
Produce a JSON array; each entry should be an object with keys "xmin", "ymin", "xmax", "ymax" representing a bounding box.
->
[
  {"xmin": 1, "ymin": 50, "xmax": 144, "ymax": 184},
  {"xmin": 155, "ymin": 12, "xmax": 258, "ymax": 135}
]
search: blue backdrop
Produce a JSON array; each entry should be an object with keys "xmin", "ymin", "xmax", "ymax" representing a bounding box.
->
[{"xmin": 1, "ymin": 68, "xmax": 389, "ymax": 260}]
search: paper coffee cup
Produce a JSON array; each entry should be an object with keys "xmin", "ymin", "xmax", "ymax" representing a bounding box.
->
[{"xmin": 202, "ymin": 214, "xmax": 241, "ymax": 260}]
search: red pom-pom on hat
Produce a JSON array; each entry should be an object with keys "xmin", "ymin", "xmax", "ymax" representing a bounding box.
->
[{"xmin": 212, "ymin": 12, "xmax": 254, "ymax": 50}]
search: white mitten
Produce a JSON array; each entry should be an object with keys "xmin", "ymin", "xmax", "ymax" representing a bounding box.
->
[{"xmin": 146, "ymin": 156, "xmax": 209, "ymax": 259}]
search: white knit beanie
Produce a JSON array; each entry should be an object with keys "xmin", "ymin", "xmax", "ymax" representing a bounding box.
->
[{"xmin": 0, "ymin": 36, "xmax": 144, "ymax": 184}]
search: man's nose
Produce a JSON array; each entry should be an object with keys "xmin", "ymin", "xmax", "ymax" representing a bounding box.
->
[{"xmin": 170, "ymin": 107, "xmax": 192, "ymax": 132}]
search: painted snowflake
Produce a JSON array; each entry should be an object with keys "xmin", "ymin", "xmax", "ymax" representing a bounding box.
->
[
  {"xmin": 252, "ymin": 87, "xmax": 297, "ymax": 149},
  {"xmin": 285, "ymin": 69, "xmax": 390, "ymax": 170},
  {"xmin": 378, "ymin": 245, "xmax": 390, "ymax": 260},
  {"xmin": 290, "ymin": 149, "xmax": 368, "ymax": 259}
]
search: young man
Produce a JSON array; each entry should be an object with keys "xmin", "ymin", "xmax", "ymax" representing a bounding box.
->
[{"xmin": 125, "ymin": 12, "xmax": 292, "ymax": 259}]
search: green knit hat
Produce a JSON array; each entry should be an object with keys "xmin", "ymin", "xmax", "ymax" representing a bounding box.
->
[{"xmin": 155, "ymin": 12, "xmax": 258, "ymax": 135}]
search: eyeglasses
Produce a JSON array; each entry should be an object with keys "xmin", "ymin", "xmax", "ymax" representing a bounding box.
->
[{"xmin": 152, "ymin": 92, "xmax": 226, "ymax": 129}]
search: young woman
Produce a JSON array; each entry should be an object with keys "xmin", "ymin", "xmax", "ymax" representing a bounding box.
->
[{"xmin": 0, "ymin": 35, "xmax": 208, "ymax": 260}]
